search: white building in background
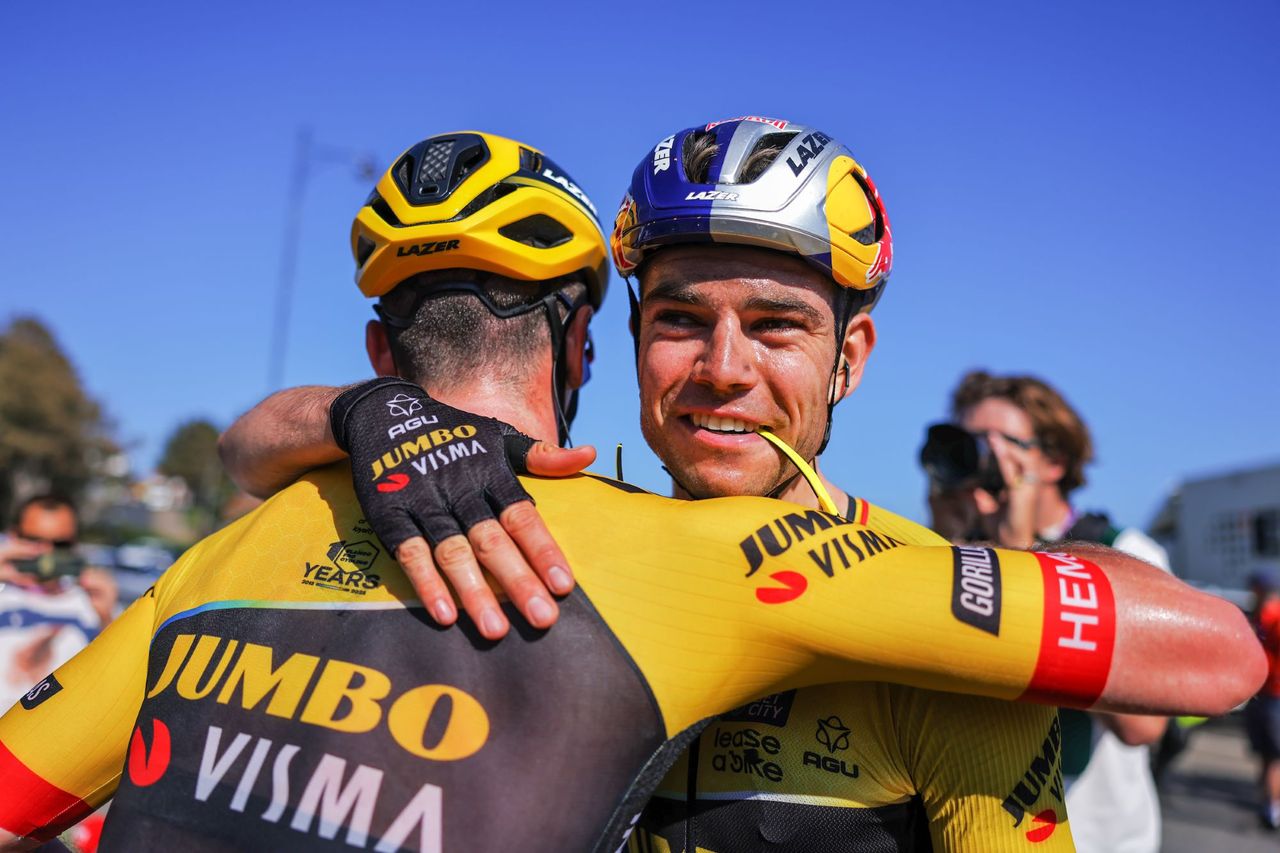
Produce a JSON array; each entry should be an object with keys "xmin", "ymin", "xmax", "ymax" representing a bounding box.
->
[{"xmin": 1150, "ymin": 460, "xmax": 1280, "ymax": 590}]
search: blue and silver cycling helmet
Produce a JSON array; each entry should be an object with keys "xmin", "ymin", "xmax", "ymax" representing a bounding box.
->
[{"xmin": 610, "ymin": 116, "xmax": 892, "ymax": 311}]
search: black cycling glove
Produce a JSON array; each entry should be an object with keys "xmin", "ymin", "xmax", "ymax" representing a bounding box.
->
[{"xmin": 330, "ymin": 377, "xmax": 537, "ymax": 553}]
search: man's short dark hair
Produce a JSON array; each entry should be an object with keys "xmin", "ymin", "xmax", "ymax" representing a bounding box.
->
[
  {"xmin": 12, "ymin": 493, "xmax": 78, "ymax": 529},
  {"xmin": 380, "ymin": 270, "xmax": 587, "ymax": 391}
]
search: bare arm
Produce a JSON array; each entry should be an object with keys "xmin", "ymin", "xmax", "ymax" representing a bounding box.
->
[
  {"xmin": 218, "ymin": 385, "xmax": 347, "ymax": 499},
  {"xmin": 1064, "ymin": 541, "xmax": 1264, "ymax": 716}
]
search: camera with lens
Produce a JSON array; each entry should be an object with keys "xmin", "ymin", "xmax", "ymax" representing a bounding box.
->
[
  {"xmin": 10, "ymin": 546, "xmax": 87, "ymax": 581},
  {"xmin": 919, "ymin": 423, "xmax": 1006, "ymax": 494}
]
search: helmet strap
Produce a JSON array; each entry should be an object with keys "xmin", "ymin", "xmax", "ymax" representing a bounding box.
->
[
  {"xmin": 819, "ymin": 288, "xmax": 861, "ymax": 456},
  {"xmin": 539, "ymin": 292, "xmax": 589, "ymax": 447},
  {"xmin": 625, "ymin": 276, "xmax": 642, "ymax": 366}
]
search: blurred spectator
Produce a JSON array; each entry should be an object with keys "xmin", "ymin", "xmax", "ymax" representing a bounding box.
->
[
  {"xmin": 0, "ymin": 494, "xmax": 116, "ymax": 712},
  {"xmin": 923, "ymin": 370, "xmax": 1169, "ymax": 853},
  {"xmin": 1244, "ymin": 569, "xmax": 1280, "ymax": 829}
]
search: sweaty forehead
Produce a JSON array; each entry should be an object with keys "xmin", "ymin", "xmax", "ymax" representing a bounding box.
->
[{"xmin": 640, "ymin": 246, "xmax": 837, "ymax": 317}]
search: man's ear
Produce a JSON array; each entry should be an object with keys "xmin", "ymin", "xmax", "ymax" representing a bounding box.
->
[
  {"xmin": 832, "ymin": 313, "xmax": 877, "ymax": 404},
  {"xmin": 365, "ymin": 320, "xmax": 398, "ymax": 377},
  {"xmin": 564, "ymin": 306, "xmax": 595, "ymax": 390}
]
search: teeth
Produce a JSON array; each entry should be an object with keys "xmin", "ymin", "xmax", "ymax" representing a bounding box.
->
[{"xmin": 692, "ymin": 413, "xmax": 752, "ymax": 433}]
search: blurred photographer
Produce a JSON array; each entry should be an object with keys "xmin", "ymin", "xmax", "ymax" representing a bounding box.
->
[
  {"xmin": 921, "ymin": 370, "xmax": 1169, "ymax": 853},
  {"xmin": 0, "ymin": 495, "xmax": 115, "ymax": 713}
]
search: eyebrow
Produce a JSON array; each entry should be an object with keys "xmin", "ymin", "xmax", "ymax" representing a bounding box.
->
[
  {"xmin": 645, "ymin": 279, "xmax": 827, "ymax": 325},
  {"xmin": 644, "ymin": 278, "xmax": 704, "ymax": 306}
]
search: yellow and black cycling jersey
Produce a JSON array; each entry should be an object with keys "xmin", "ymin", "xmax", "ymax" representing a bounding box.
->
[
  {"xmin": 0, "ymin": 466, "xmax": 1108, "ymax": 851},
  {"xmin": 630, "ymin": 502, "xmax": 1071, "ymax": 853}
]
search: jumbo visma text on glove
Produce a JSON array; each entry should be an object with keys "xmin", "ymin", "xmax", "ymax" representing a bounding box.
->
[{"xmin": 329, "ymin": 377, "xmax": 538, "ymax": 553}]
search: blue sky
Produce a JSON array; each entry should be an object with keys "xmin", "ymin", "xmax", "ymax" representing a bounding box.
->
[{"xmin": 2, "ymin": 0, "xmax": 1276, "ymax": 528}]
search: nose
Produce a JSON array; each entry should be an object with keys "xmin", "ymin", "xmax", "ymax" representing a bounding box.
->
[{"xmin": 690, "ymin": 318, "xmax": 756, "ymax": 394}]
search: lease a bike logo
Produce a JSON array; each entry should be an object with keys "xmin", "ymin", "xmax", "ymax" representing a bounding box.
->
[{"xmin": 708, "ymin": 726, "xmax": 784, "ymax": 783}]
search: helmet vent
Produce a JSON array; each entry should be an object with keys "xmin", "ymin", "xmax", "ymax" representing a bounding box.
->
[
  {"xmin": 519, "ymin": 147, "xmax": 544, "ymax": 173},
  {"xmin": 394, "ymin": 156, "xmax": 413, "ymax": 192},
  {"xmin": 682, "ymin": 131, "xmax": 718, "ymax": 183},
  {"xmin": 851, "ymin": 223, "xmax": 876, "ymax": 245},
  {"xmin": 418, "ymin": 139, "xmax": 455, "ymax": 186},
  {"xmin": 499, "ymin": 213, "xmax": 573, "ymax": 249},
  {"xmin": 354, "ymin": 235, "xmax": 377, "ymax": 268},
  {"xmin": 395, "ymin": 133, "xmax": 492, "ymax": 204},
  {"xmin": 738, "ymin": 133, "xmax": 797, "ymax": 183},
  {"xmin": 454, "ymin": 141, "xmax": 487, "ymax": 182},
  {"xmin": 850, "ymin": 173, "xmax": 886, "ymax": 242},
  {"xmin": 451, "ymin": 182, "xmax": 517, "ymax": 221},
  {"xmin": 367, "ymin": 192, "xmax": 404, "ymax": 227}
]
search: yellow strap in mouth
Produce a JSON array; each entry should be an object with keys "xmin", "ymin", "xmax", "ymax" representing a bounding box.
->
[{"xmin": 756, "ymin": 428, "xmax": 841, "ymax": 516}]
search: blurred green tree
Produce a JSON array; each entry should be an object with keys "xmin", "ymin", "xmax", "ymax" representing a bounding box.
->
[
  {"xmin": 157, "ymin": 419, "xmax": 234, "ymax": 530},
  {"xmin": 0, "ymin": 317, "xmax": 117, "ymax": 522}
]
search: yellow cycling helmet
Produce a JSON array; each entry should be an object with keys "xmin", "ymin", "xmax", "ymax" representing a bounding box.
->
[{"xmin": 351, "ymin": 131, "xmax": 608, "ymax": 307}]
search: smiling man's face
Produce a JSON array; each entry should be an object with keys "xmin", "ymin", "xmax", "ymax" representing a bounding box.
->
[{"xmin": 637, "ymin": 244, "xmax": 864, "ymax": 499}]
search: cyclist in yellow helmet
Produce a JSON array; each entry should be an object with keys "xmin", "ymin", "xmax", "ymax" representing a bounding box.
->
[
  {"xmin": 8, "ymin": 129, "xmax": 1252, "ymax": 851},
  {"xmin": 215, "ymin": 125, "xmax": 1258, "ymax": 852}
]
